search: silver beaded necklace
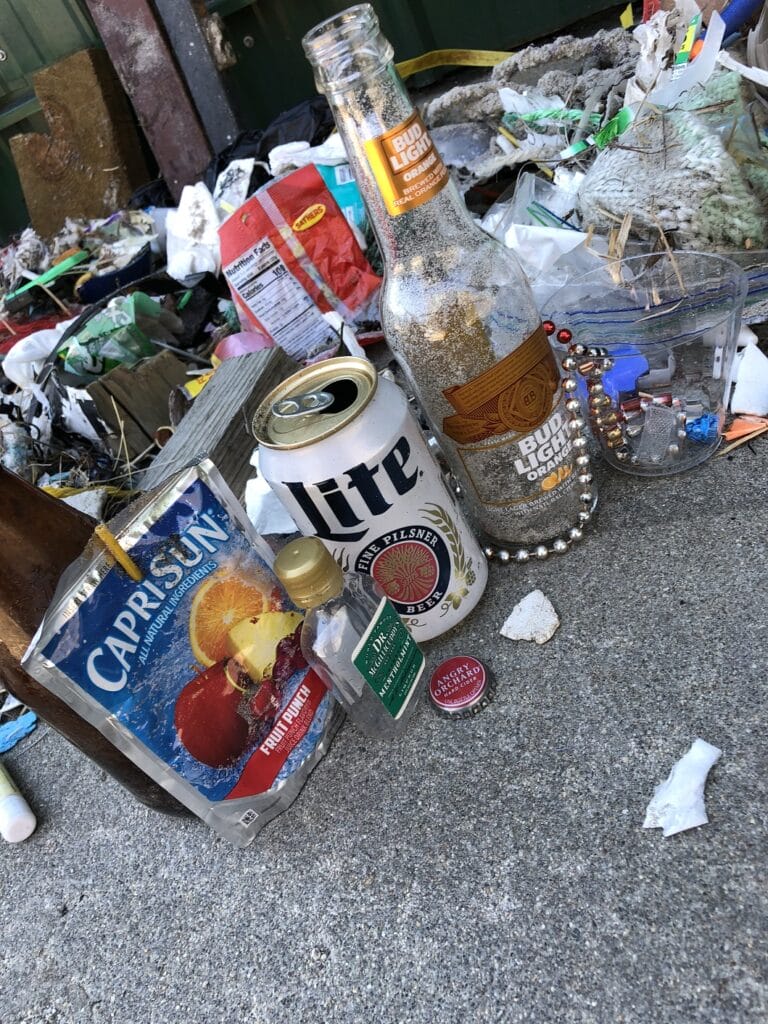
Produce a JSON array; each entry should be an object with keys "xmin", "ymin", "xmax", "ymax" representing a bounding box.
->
[{"xmin": 483, "ymin": 321, "xmax": 629, "ymax": 564}]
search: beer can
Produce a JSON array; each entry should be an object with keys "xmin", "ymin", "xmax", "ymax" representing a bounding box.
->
[{"xmin": 253, "ymin": 358, "xmax": 488, "ymax": 641}]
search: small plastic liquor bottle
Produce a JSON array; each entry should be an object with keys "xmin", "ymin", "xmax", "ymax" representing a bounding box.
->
[{"xmin": 274, "ymin": 537, "xmax": 426, "ymax": 740}]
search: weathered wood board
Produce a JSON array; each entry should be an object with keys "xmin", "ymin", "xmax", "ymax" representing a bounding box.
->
[
  {"xmin": 139, "ymin": 349, "xmax": 298, "ymax": 501},
  {"xmin": 83, "ymin": 0, "xmax": 212, "ymax": 199},
  {"xmin": 87, "ymin": 350, "xmax": 190, "ymax": 459},
  {"xmin": 9, "ymin": 49, "xmax": 150, "ymax": 238}
]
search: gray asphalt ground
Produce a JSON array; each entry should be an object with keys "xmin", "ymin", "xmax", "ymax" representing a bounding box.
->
[{"xmin": 1, "ymin": 440, "xmax": 766, "ymax": 1024}]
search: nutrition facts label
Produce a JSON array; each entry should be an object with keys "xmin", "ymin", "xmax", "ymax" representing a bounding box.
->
[{"xmin": 224, "ymin": 237, "xmax": 328, "ymax": 358}]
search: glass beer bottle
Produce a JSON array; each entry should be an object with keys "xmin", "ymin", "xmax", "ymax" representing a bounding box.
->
[{"xmin": 303, "ymin": 5, "xmax": 584, "ymax": 549}]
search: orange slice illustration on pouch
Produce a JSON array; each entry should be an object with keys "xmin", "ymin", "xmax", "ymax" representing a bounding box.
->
[{"xmin": 189, "ymin": 573, "xmax": 282, "ymax": 667}]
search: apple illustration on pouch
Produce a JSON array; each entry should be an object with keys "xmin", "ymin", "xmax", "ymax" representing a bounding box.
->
[
  {"xmin": 173, "ymin": 661, "xmax": 250, "ymax": 768},
  {"xmin": 174, "ymin": 611, "xmax": 306, "ymax": 769}
]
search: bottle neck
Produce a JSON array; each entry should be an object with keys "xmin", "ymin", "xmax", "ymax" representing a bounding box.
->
[{"xmin": 321, "ymin": 64, "xmax": 476, "ymax": 264}]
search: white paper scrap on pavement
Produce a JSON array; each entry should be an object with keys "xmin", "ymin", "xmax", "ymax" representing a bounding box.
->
[
  {"xmin": 644, "ymin": 738, "xmax": 722, "ymax": 837},
  {"xmin": 500, "ymin": 589, "xmax": 560, "ymax": 644}
]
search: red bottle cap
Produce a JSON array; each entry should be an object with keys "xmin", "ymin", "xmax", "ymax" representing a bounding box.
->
[{"xmin": 428, "ymin": 655, "xmax": 495, "ymax": 719}]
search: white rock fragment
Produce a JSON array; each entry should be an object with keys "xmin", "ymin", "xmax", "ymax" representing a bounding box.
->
[
  {"xmin": 500, "ymin": 589, "xmax": 560, "ymax": 645},
  {"xmin": 643, "ymin": 739, "xmax": 722, "ymax": 838}
]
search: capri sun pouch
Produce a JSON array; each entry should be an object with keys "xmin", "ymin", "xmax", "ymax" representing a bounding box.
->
[{"xmin": 23, "ymin": 460, "xmax": 342, "ymax": 847}]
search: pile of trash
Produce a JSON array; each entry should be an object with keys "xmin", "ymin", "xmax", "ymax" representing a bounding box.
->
[
  {"xmin": 3, "ymin": 0, "xmax": 768, "ymax": 510},
  {"xmin": 3, "ymin": 0, "xmax": 767, "ymax": 851},
  {"xmin": 0, "ymin": 97, "xmax": 383, "ymax": 507}
]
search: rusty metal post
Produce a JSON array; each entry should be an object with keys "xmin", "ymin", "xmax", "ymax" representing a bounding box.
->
[{"xmin": 83, "ymin": 0, "xmax": 213, "ymax": 200}]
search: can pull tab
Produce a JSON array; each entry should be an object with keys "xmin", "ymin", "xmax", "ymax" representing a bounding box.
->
[{"xmin": 272, "ymin": 389, "xmax": 335, "ymax": 418}]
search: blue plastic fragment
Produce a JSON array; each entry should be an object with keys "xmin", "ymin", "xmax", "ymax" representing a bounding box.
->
[
  {"xmin": 0, "ymin": 710, "xmax": 38, "ymax": 754},
  {"xmin": 685, "ymin": 413, "xmax": 719, "ymax": 444},
  {"xmin": 602, "ymin": 346, "xmax": 650, "ymax": 402},
  {"xmin": 571, "ymin": 344, "xmax": 649, "ymax": 403}
]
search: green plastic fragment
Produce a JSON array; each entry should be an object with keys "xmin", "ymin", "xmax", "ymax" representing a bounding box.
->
[
  {"xmin": 4, "ymin": 250, "xmax": 90, "ymax": 304},
  {"xmin": 593, "ymin": 107, "xmax": 635, "ymax": 150},
  {"xmin": 503, "ymin": 109, "xmax": 602, "ymax": 129}
]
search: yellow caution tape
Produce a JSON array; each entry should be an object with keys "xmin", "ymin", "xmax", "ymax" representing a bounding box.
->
[{"xmin": 396, "ymin": 48, "xmax": 512, "ymax": 79}]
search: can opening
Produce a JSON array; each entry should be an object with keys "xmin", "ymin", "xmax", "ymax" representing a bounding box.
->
[
  {"xmin": 323, "ymin": 377, "xmax": 359, "ymax": 414},
  {"xmin": 254, "ymin": 357, "xmax": 377, "ymax": 448}
]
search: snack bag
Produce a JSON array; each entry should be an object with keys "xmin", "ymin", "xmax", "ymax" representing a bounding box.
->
[
  {"xmin": 219, "ymin": 164, "xmax": 380, "ymax": 360},
  {"xmin": 316, "ymin": 163, "xmax": 368, "ymax": 235},
  {"xmin": 23, "ymin": 460, "xmax": 341, "ymax": 847},
  {"xmin": 61, "ymin": 293, "xmax": 181, "ymax": 377}
]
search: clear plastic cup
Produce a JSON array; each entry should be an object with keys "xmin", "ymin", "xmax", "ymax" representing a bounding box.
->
[{"xmin": 545, "ymin": 252, "xmax": 748, "ymax": 476}]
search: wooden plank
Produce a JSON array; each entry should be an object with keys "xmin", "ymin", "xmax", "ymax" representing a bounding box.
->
[
  {"xmin": 9, "ymin": 49, "xmax": 150, "ymax": 238},
  {"xmin": 87, "ymin": 350, "xmax": 191, "ymax": 459},
  {"xmin": 153, "ymin": 0, "xmax": 240, "ymax": 154},
  {"xmin": 83, "ymin": 0, "xmax": 212, "ymax": 199},
  {"xmin": 139, "ymin": 349, "xmax": 297, "ymax": 502},
  {"xmin": 0, "ymin": 467, "xmax": 184, "ymax": 813}
]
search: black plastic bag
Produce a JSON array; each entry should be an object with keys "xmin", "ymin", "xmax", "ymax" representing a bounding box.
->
[{"xmin": 202, "ymin": 95, "xmax": 334, "ymax": 196}]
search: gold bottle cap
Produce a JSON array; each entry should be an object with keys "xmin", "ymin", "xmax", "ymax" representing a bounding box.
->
[{"xmin": 274, "ymin": 537, "xmax": 344, "ymax": 609}]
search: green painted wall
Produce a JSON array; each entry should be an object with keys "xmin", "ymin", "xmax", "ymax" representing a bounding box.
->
[
  {"xmin": 0, "ymin": 0, "xmax": 619, "ymax": 242},
  {"xmin": 214, "ymin": 0, "xmax": 619, "ymax": 130}
]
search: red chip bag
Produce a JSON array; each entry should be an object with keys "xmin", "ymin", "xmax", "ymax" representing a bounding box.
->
[{"xmin": 219, "ymin": 165, "xmax": 380, "ymax": 359}]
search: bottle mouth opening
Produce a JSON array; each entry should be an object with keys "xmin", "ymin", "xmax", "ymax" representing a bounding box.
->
[
  {"xmin": 302, "ymin": 4, "xmax": 377, "ymax": 52},
  {"xmin": 302, "ymin": 3, "xmax": 393, "ymax": 92}
]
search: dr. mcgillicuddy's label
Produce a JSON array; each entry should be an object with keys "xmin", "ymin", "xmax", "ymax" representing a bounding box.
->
[
  {"xmin": 352, "ymin": 597, "xmax": 425, "ymax": 719},
  {"xmin": 364, "ymin": 111, "xmax": 449, "ymax": 217}
]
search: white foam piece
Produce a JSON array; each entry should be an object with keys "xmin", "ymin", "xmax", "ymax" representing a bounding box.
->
[
  {"xmin": 500, "ymin": 589, "xmax": 560, "ymax": 645},
  {"xmin": 0, "ymin": 793, "xmax": 37, "ymax": 843},
  {"xmin": 730, "ymin": 343, "xmax": 768, "ymax": 416}
]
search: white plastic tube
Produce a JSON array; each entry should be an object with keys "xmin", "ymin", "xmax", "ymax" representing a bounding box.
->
[{"xmin": 0, "ymin": 761, "xmax": 37, "ymax": 843}]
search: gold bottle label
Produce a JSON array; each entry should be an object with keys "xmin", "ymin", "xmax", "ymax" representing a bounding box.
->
[
  {"xmin": 364, "ymin": 111, "xmax": 449, "ymax": 216},
  {"xmin": 442, "ymin": 325, "xmax": 560, "ymax": 444}
]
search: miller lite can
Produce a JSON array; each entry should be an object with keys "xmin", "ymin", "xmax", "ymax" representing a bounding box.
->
[{"xmin": 253, "ymin": 358, "xmax": 487, "ymax": 641}]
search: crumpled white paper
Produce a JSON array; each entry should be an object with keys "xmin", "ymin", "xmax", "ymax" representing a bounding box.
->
[
  {"xmin": 245, "ymin": 448, "xmax": 298, "ymax": 536},
  {"xmin": 644, "ymin": 739, "xmax": 722, "ymax": 837},
  {"xmin": 213, "ymin": 158, "xmax": 256, "ymax": 221},
  {"xmin": 268, "ymin": 135, "xmax": 347, "ymax": 178},
  {"xmin": 166, "ymin": 182, "xmax": 221, "ymax": 285}
]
